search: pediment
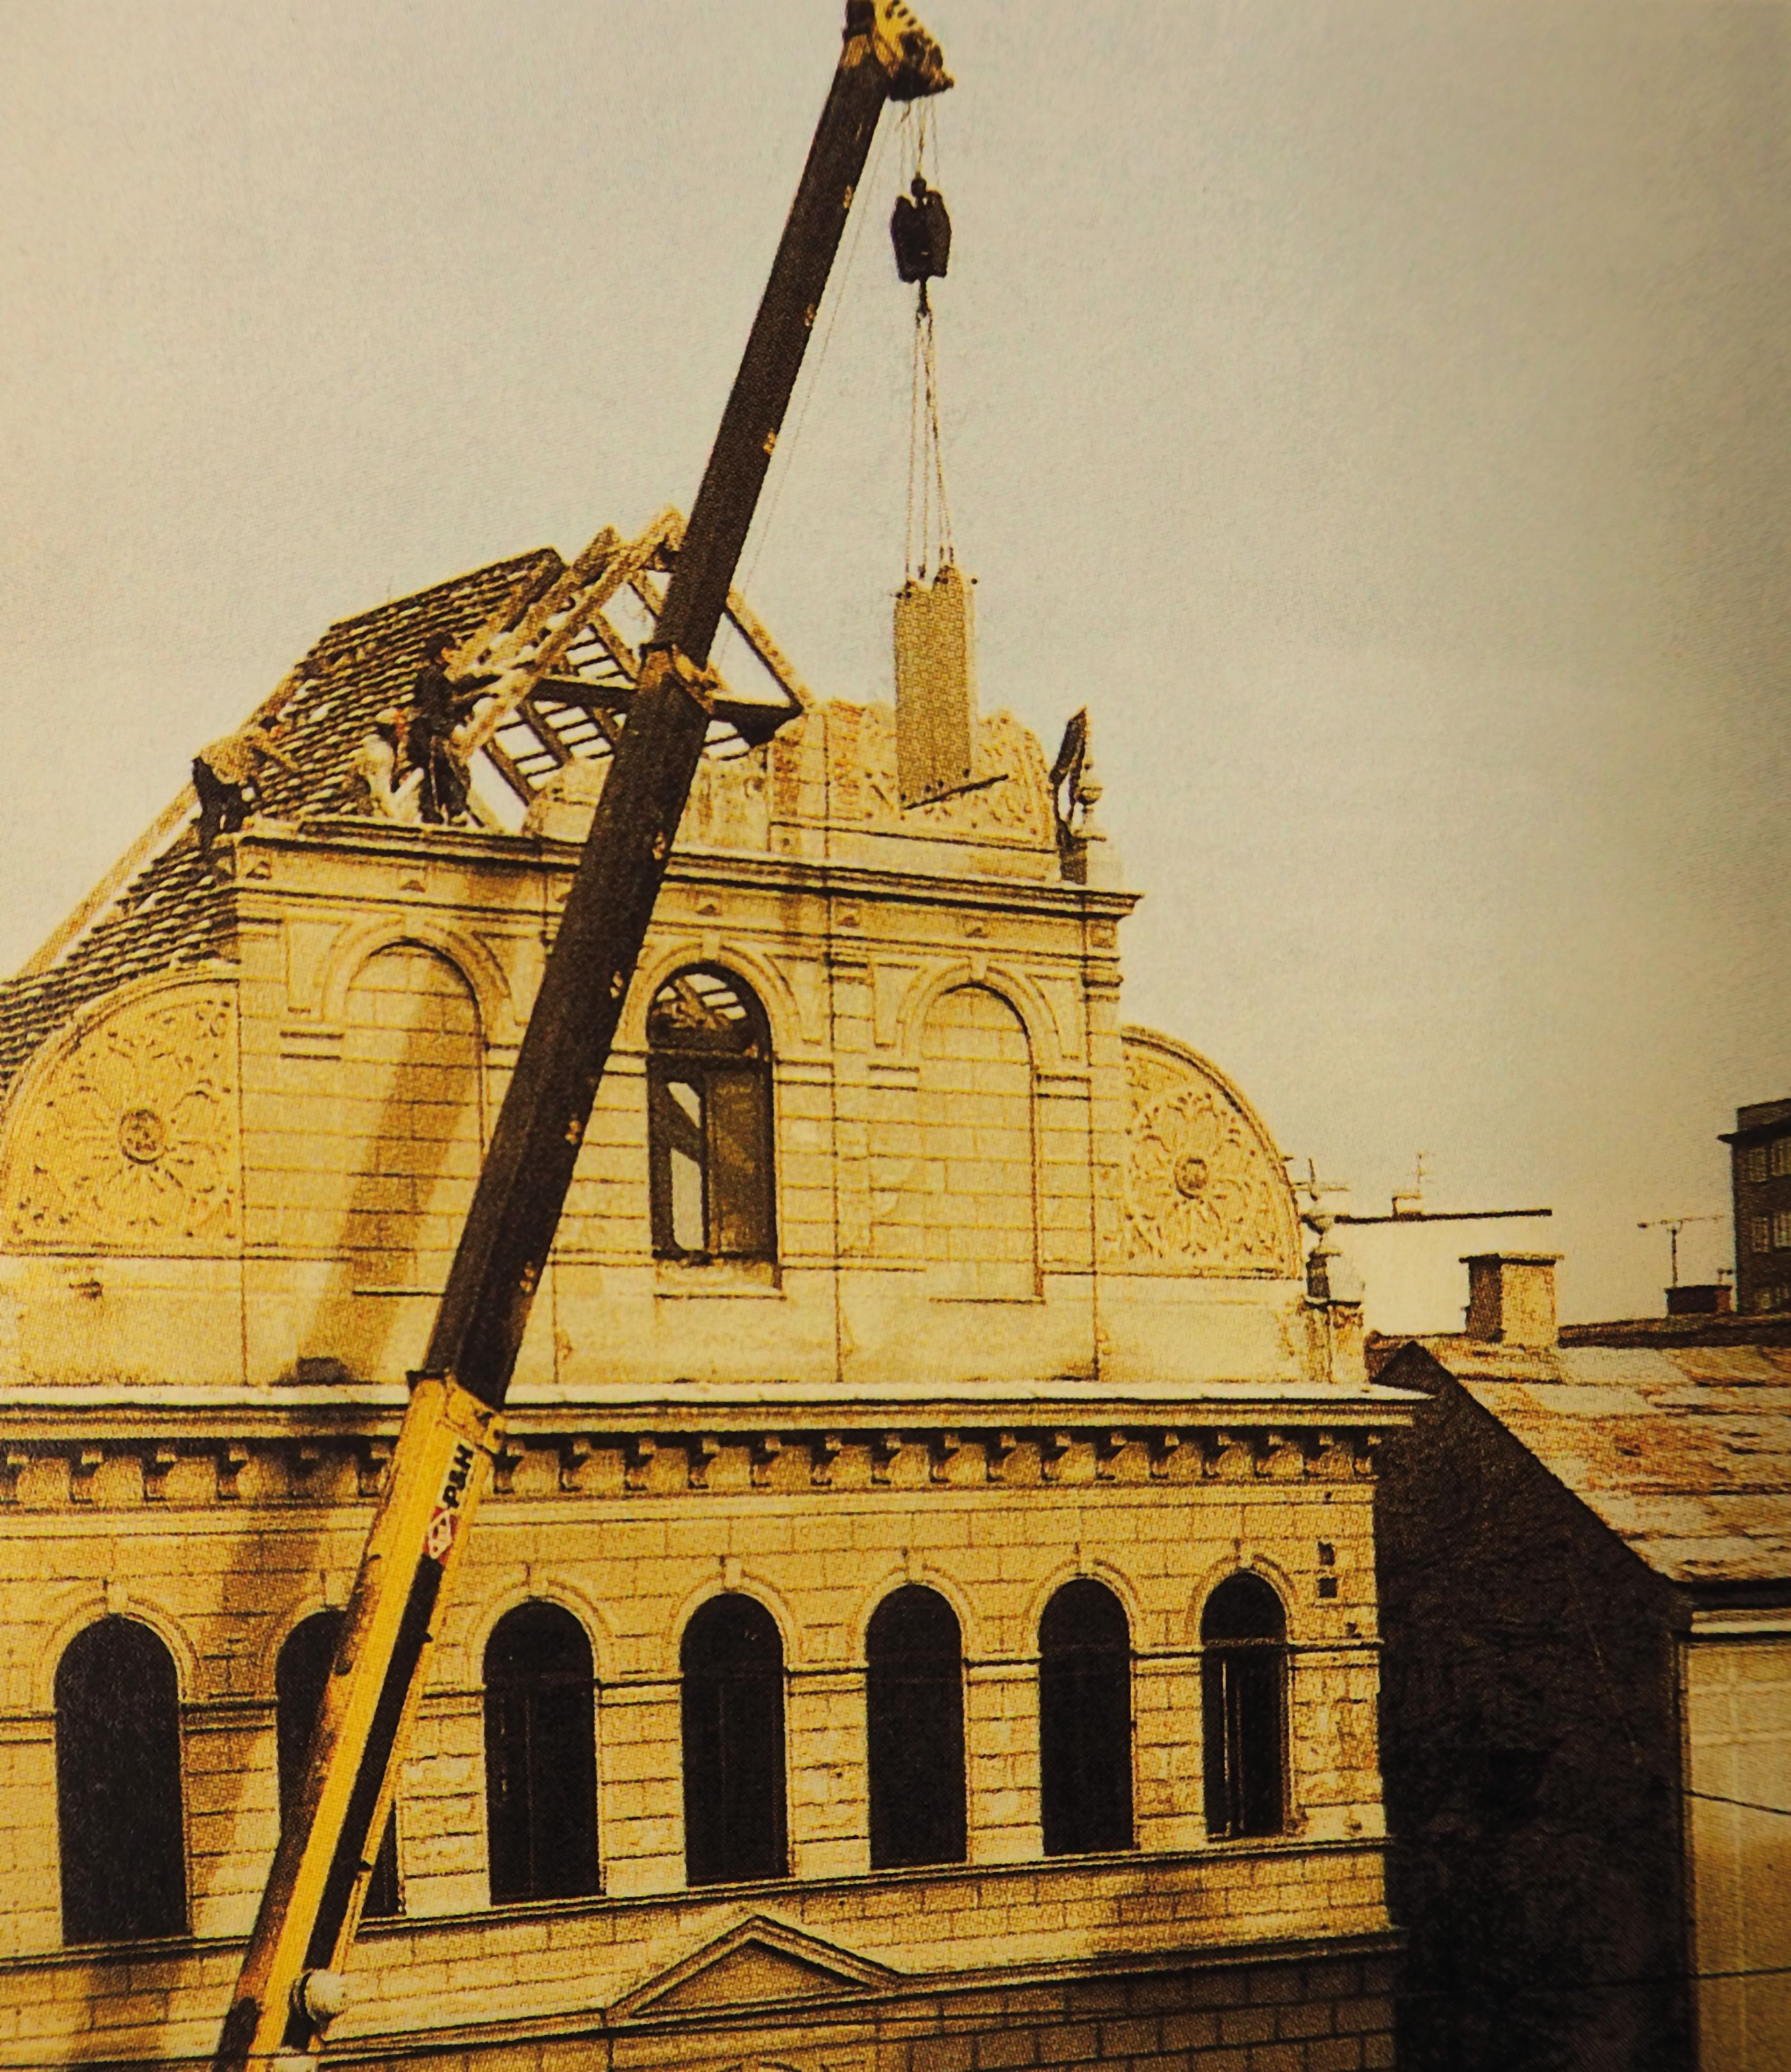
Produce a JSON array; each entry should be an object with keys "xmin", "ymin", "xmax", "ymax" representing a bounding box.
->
[{"xmin": 611, "ymin": 1914, "xmax": 896, "ymax": 2021}]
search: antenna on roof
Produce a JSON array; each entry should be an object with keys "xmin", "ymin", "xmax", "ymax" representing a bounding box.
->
[
  {"xmin": 1638, "ymin": 1213, "xmax": 1723, "ymax": 1289},
  {"xmin": 1332, "ymin": 1151, "xmax": 1552, "ymax": 1227}
]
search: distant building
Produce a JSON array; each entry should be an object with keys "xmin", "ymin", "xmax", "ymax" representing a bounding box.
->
[
  {"xmin": 0, "ymin": 521, "xmax": 1412, "ymax": 2071},
  {"xmin": 1721, "ymin": 1099, "xmax": 1791, "ymax": 1315},
  {"xmin": 1372, "ymin": 1255, "xmax": 1791, "ymax": 2072}
]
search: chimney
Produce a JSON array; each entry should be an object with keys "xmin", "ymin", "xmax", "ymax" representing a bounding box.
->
[
  {"xmin": 1464, "ymin": 1253, "xmax": 1560, "ymax": 1348},
  {"xmin": 894, "ymin": 561, "xmax": 977, "ymax": 806}
]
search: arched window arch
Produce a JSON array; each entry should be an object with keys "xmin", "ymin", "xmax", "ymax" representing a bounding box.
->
[
  {"xmin": 866, "ymin": 1585, "xmax": 967, "ymax": 1869},
  {"xmin": 483, "ymin": 1603, "xmax": 600, "ymax": 1903},
  {"xmin": 1038, "ymin": 1580, "xmax": 1133, "ymax": 1856},
  {"xmin": 276, "ymin": 1613, "xmax": 399, "ymax": 1918},
  {"xmin": 54, "ymin": 1617, "xmax": 187, "ymax": 1943},
  {"xmin": 1201, "ymin": 1572, "xmax": 1288, "ymax": 1839},
  {"xmin": 647, "ymin": 966, "xmax": 776, "ymax": 1262},
  {"xmin": 681, "ymin": 1595, "xmax": 788, "ymax": 1885}
]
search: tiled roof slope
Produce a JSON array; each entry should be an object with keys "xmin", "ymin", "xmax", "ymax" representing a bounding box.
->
[
  {"xmin": 0, "ymin": 549, "xmax": 562, "ymax": 1106},
  {"xmin": 1398, "ymin": 1335, "xmax": 1791, "ymax": 1587}
]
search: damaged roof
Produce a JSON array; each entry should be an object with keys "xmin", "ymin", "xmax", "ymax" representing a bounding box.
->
[
  {"xmin": 0, "ymin": 512, "xmax": 813, "ymax": 1108},
  {"xmin": 0, "ymin": 549, "xmax": 549, "ymax": 1104},
  {"xmin": 1399, "ymin": 1335, "xmax": 1791, "ymax": 1588}
]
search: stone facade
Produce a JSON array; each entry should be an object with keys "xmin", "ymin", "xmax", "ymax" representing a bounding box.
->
[{"xmin": 0, "ymin": 583, "xmax": 1407, "ymax": 2069}]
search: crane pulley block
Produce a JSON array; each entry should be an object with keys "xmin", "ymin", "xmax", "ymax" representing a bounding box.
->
[{"xmin": 892, "ymin": 174, "xmax": 952, "ymax": 283}]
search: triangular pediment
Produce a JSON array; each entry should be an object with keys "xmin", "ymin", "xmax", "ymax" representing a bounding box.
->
[{"xmin": 611, "ymin": 1914, "xmax": 896, "ymax": 2021}]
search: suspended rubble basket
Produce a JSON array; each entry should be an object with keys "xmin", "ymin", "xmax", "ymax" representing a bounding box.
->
[{"xmin": 894, "ymin": 560, "xmax": 977, "ymax": 807}]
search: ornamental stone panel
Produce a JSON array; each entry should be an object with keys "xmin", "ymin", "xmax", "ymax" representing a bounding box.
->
[
  {"xmin": 0, "ymin": 978, "xmax": 241, "ymax": 1255},
  {"xmin": 1120, "ymin": 1028, "xmax": 1300, "ymax": 1277}
]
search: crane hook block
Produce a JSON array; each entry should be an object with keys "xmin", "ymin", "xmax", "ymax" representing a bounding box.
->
[{"xmin": 892, "ymin": 175, "xmax": 952, "ymax": 284}]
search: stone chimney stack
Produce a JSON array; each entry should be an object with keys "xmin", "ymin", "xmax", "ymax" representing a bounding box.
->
[
  {"xmin": 894, "ymin": 561, "xmax": 977, "ymax": 806},
  {"xmin": 1464, "ymin": 1253, "xmax": 1560, "ymax": 1348}
]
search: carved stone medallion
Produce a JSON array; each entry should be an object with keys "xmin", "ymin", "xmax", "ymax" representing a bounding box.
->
[
  {"xmin": 1, "ymin": 983, "xmax": 240, "ymax": 1253},
  {"xmin": 1121, "ymin": 1030, "xmax": 1299, "ymax": 1275}
]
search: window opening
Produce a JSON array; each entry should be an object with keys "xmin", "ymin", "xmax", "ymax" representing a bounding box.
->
[
  {"xmin": 1201, "ymin": 1571, "xmax": 1289, "ymax": 1839},
  {"xmin": 277, "ymin": 1613, "xmax": 399, "ymax": 1918},
  {"xmin": 867, "ymin": 1585, "xmax": 967, "ymax": 1869},
  {"xmin": 55, "ymin": 1617, "xmax": 188, "ymax": 1944},
  {"xmin": 483, "ymin": 1603, "xmax": 600, "ymax": 1903},
  {"xmin": 681, "ymin": 1594, "xmax": 789, "ymax": 1885},
  {"xmin": 647, "ymin": 966, "xmax": 776, "ymax": 1262},
  {"xmin": 1038, "ymin": 1579, "xmax": 1133, "ymax": 1855}
]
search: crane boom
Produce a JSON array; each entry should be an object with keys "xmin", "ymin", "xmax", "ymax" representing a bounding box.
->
[{"xmin": 213, "ymin": 9, "xmax": 950, "ymax": 2064}]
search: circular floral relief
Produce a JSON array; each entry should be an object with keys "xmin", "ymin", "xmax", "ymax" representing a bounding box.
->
[
  {"xmin": 1124, "ymin": 1083, "xmax": 1285, "ymax": 1269},
  {"xmin": 117, "ymin": 1108, "xmax": 169, "ymax": 1165},
  {"xmin": 4, "ymin": 994, "xmax": 237, "ymax": 1250}
]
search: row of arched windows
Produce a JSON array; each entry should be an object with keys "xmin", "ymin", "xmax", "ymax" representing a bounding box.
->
[{"xmin": 51, "ymin": 1575, "xmax": 1289, "ymax": 1944}]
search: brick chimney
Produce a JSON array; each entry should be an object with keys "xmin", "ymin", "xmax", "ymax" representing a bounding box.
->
[{"xmin": 1464, "ymin": 1253, "xmax": 1560, "ymax": 1348}]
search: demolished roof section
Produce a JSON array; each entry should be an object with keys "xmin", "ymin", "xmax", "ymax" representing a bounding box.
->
[{"xmin": 0, "ymin": 516, "xmax": 819, "ymax": 1105}]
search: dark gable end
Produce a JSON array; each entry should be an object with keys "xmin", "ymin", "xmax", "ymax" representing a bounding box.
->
[{"xmin": 1375, "ymin": 1338, "xmax": 1694, "ymax": 2071}]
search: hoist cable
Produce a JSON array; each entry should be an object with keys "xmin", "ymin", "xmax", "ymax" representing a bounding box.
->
[
  {"xmin": 899, "ymin": 99, "xmax": 954, "ymax": 583},
  {"xmin": 716, "ymin": 108, "xmax": 894, "ymax": 675}
]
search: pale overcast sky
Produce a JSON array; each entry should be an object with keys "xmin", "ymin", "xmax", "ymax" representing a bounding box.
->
[{"xmin": 3, "ymin": 1, "xmax": 1787, "ymax": 1328}]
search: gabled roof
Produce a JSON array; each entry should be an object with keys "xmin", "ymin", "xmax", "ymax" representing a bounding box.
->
[
  {"xmin": 1389, "ymin": 1334, "xmax": 1791, "ymax": 1588},
  {"xmin": 0, "ymin": 515, "xmax": 812, "ymax": 1106}
]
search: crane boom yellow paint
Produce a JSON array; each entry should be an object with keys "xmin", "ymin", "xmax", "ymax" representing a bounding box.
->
[{"xmin": 213, "ymin": 1376, "xmax": 503, "ymax": 2069}]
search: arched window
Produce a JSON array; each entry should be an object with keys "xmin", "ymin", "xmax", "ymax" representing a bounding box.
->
[
  {"xmin": 483, "ymin": 1603, "xmax": 600, "ymax": 1903},
  {"xmin": 647, "ymin": 966, "xmax": 777, "ymax": 1262},
  {"xmin": 681, "ymin": 1595, "xmax": 788, "ymax": 1885},
  {"xmin": 1201, "ymin": 1572, "xmax": 1288, "ymax": 1839},
  {"xmin": 1038, "ymin": 1580, "xmax": 1133, "ymax": 1856},
  {"xmin": 276, "ymin": 1613, "xmax": 399, "ymax": 1919},
  {"xmin": 867, "ymin": 1585, "xmax": 967, "ymax": 1869},
  {"xmin": 55, "ymin": 1618, "xmax": 187, "ymax": 1943}
]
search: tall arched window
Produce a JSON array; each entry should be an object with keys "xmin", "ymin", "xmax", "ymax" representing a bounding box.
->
[
  {"xmin": 867, "ymin": 1585, "xmax": 967, "ymax": 1869},
  {"xmin": 1039, "ymin": 1580, "xmax": 1133, "ymax": 1856},
  {"xmin": 277, "ymin": 1613, "xmax": 399, "ymax": 1918},
  {"xmin": 55, "ymin": 1618, "xmax": 187, "ymax": 1944},
  {"xmin": 647, "ymin": 966, "xmax": 777, "ymax": 1262},
  {"xmin": 483, "ymin": 1603, "xmax": 600, "ymax": 1903},
  {"xmin": 681, "ymin": 1595, "xmax": 788, "ymax": 1885},
  {"xmin": 1202, "ymin": 1572, "xmax": 1288, "ymax": 1839}
]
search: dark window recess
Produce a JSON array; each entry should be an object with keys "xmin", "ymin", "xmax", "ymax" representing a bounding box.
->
[
  {"xmin": 276, "ymin": 1612, "xmax": 400, "ymax": 1919},
  {"xmin": 1201, "ymin": 1571, "xmax": 1289, "ymax": 1839},
  {"xmin": 483, "ymin": 1603, "xmax": 601, "ymax": 1903},
  {"xmin": 55, "ymin": 1617, "xmax": 188, "ymax": 1944},
  {"xmin": 647, "ymin": 966, "xmax": 776, "ymax": 1261},
  {"xmin": 681, "ymin": 1594, "xmax": 789, "ymax": 1885},
  {"xmin": 867, "ymin": 1585, "xmax": 968, "ymax": 1869},
  {"xmin": 1038, "ymin": 1579, "xmax": 1134, "ymax": 1855}
]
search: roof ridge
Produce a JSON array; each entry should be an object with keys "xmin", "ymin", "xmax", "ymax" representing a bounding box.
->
[{"xmin": 319, "ymin": 547, "xmax": 564, "ymax": 643}]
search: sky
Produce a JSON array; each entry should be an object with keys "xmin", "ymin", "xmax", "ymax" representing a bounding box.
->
[{"xmin": 3, "ymin": 1, "xmax": 1787, "ymax": 1330}]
